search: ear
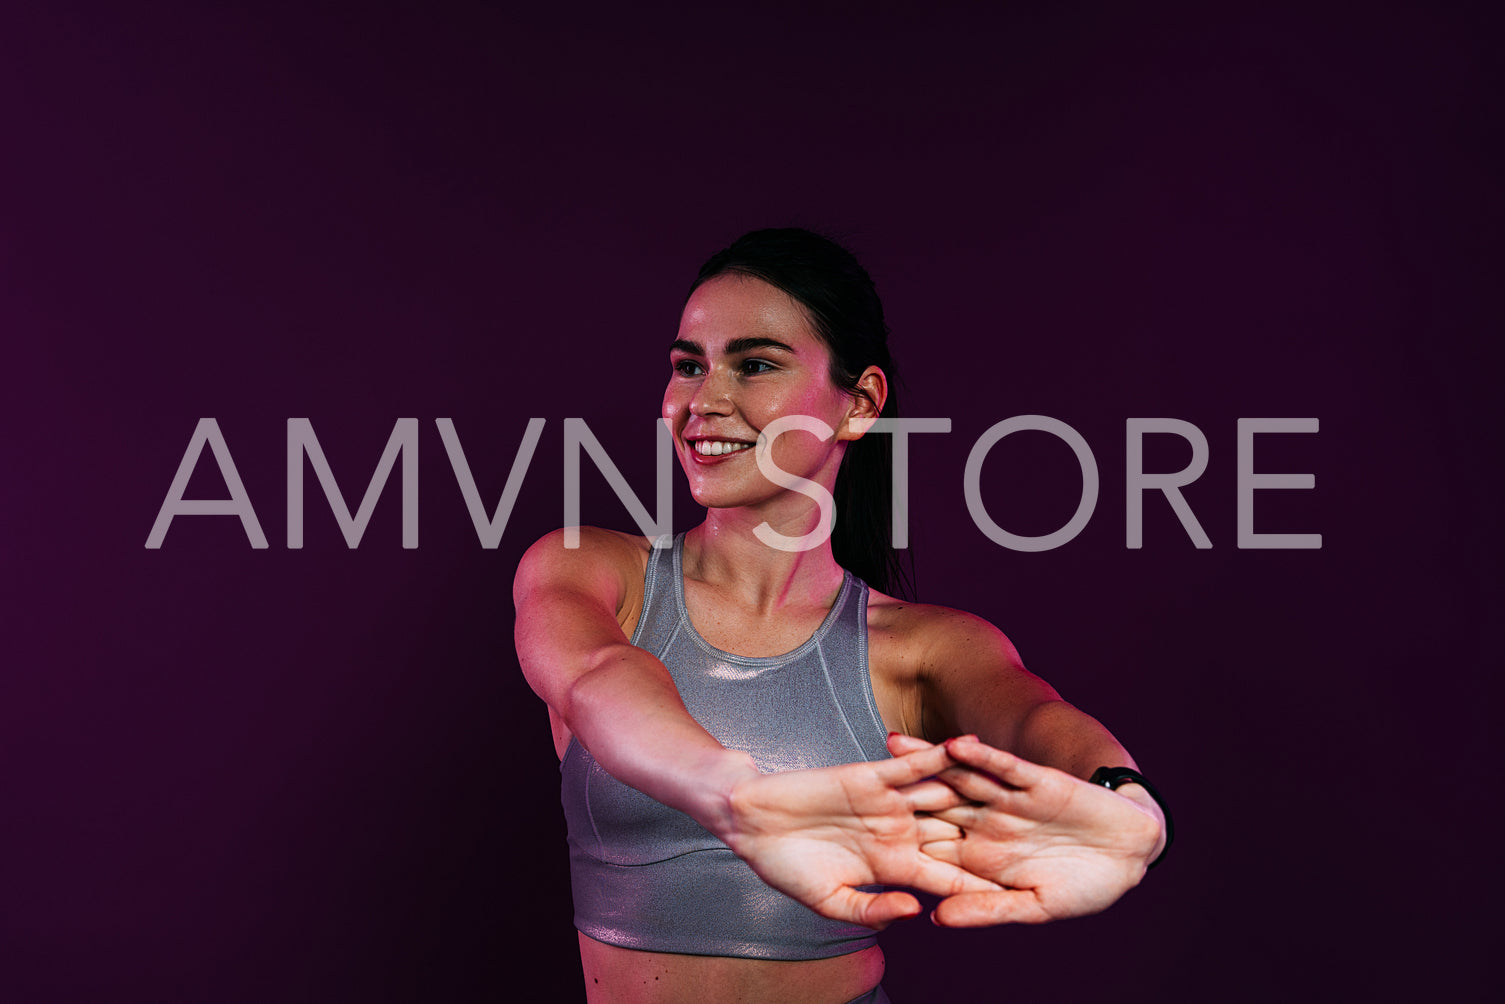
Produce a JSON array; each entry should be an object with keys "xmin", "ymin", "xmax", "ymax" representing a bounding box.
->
[{"xmin": 838, "ymin": 366, "xmax": 888, "ymax": 441}]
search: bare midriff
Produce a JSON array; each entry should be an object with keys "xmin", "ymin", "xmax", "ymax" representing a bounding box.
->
[{"xmin": 577, "ymin": 933, "xmax": 885, "ymax": 1004}]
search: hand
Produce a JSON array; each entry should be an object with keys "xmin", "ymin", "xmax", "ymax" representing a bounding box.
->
[
  {"xmin": 888, "ymin": 733, "xmax": 1162, "ymax": 927},
  {"xmin": 722, "ymin": 743, "xmax": 1004, "ymax": 930}
]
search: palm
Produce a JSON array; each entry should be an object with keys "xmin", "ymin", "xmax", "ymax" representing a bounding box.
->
[
  {"xmin": 890, "ymin": 734, "xmax": 1161, "ymax": 926},
  {"xmin": 723, "ymin": 747, "xmax": 1001, "ymax": 929}
]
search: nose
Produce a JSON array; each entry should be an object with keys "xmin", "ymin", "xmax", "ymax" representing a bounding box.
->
[{"xmin": 688, "ymin": 366, "xmax": 734, "ymax": 417}]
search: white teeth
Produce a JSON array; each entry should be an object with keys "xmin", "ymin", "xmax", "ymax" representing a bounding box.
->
[{"xmin": 694, "ymin": 440, "xmax": 752, "ymax": 456}]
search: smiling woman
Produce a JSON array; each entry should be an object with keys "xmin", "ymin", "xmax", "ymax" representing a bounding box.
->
[
  {"xmin": 512, "ymin": 229, "xmax": 1170, "ymax": 1004},
  {"xmin": 665, "ymin": 274, "xmax": 882, "ymax": 531}
]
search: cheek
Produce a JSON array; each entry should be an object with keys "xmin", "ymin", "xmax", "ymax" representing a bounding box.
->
[
  {"xmin": 764, "ymin": 419, "xmax": 840, "ymax": 475},
  {"xmin": 774, "ymin": 387, "xmax": 851, "ymax": 466},
  {"xmin": 779, "ymin": 385, "xmax": 849, "ymax": 429},
  {"xmin": 661, "ymin": 388, "xmax": 682, "ymax": 424}
]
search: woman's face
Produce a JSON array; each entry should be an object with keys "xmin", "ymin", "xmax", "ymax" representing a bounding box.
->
[{"xmin": 662, "ymin": 274, "xmax": 870, "ymax": 513}]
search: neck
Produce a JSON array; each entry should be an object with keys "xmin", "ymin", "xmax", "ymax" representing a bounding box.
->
[{"xmin": 686, "ymin": 505, "xmax": 845, "ymax": 614}]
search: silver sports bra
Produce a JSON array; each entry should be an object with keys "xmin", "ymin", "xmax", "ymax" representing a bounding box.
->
[{"xmin": 560, "ymin": 532, "xmax": 893, "ymax": 959}]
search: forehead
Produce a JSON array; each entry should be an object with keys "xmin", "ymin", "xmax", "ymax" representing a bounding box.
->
[{"xmin": 677, "ymin": 274, "xmax": 822, "ymax": 350}]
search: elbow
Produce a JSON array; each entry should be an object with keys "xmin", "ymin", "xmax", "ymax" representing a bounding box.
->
[{"xmin": 556, "ymin": 643, "xmax": 641, "ymax": 729}]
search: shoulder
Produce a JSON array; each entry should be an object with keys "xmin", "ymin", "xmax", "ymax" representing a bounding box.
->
[
  {"xmin": 866, "ymin": 589, "xmax": 1026, "ymax": 677},
  {"xmin": 867, "ymin": 588, "xmax": 1058, "ymax": 742},
  {"xmin": 513, "ymin": 527, "xmax": 656, "ymax": 610}
]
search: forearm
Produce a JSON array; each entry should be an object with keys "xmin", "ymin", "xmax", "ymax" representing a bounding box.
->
[
  {"xmin": 1010, "ymin": 699, "xmax": 1137, "ymax": 779},
  {"xmin": 512, "ymin": 535, "xmax": 763, "ymax": 842},
  {"xmin": 558, "ymin": 644, "xmax": 761, "ymax": 839}
]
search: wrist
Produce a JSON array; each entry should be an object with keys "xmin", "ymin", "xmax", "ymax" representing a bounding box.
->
[
  {"xmin": 687, "ymin": 747, "xmax": 762, "ymax": 843},
  {"xmin": 1112, "ymin": 783, "xmax": 1169, "ymax": 866},
  {"xmin": 1088, "ymin": 766, "xmax": 1174, "ymax": 869}
]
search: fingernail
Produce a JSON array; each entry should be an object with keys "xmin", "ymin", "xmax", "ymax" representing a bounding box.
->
[{"xmin": 929, "ymin": 910, "xmax": 940, "ymax": 926}]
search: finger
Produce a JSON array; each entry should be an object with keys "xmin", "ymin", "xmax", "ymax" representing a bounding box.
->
[
  {"xmin": 905, "ymin": 850, "xmax": 1005, "ymax": 897},
  {"xmin": 820, "ymin": 887, "xmax": 921, "ymax": 931},
  {"xmin": 925, "ymin": 804, "xmax": 984, "ymax": 830},
  {"xmin": 916, "ymin": 837, "xmax": 963, "ymax": 866},
  {"xmin": 886, "ymin": 732, "xmax": 933, "ymax": 756},
  {"xmin": 873, "ymin": 743, "xmax": 957, "ymax": 785},
  {"xmin": 944, "ymin": 736, "xmax": 1043, "ymax": 788},
  {"xmin": 932, "ymin": 889, "xmax": 1053, "ymax": 927},
  {"xmin": 916, "ymin": 815, "xmax": 964, "ymax": 844},
  {"xmin": 918, "ymin": 834, "xmax": 1033, "ymax": 876},
  {"xmin": 900, "ymin": 778, "xmax": 975, "ymax": 813},
  {"xmin": 930, "ymin": 764, "xmax": 1014, "ymax": 805}
]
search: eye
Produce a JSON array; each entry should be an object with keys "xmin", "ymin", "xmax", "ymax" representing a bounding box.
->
[
  {"xmin": 673, "ymin": 359, "xmax": 704, "ymax": 377},
  {"xmin": 740, "ymin": 358, "xmax": 776, "ymax": 375}
]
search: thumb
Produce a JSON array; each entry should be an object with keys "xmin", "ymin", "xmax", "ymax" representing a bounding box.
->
[
  {"xmin": 824, "ymin": 887, "xmax": 922, "ymax": 930},
  {"xmin": 932, "ymin": 889, "xmax": 1053, "ymax": 927}
]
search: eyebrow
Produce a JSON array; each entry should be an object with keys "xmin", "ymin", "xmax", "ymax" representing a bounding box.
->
[{"xmin": 670, "ymin": 337, "xmax": 796, "ymax": 356}]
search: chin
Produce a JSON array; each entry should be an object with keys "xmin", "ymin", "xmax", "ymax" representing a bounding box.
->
[
  {"xmin": 688, "ymin": 487, "xmax": 743, "ymax": 510},
  {"xmin": 685, "ymin": 479, "xmax": 770, "ymax": 512}
]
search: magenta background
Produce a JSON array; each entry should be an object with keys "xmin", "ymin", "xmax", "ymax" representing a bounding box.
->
[{"xmin": 3, "ymin": 2, "xmax": 1500, "ymax": 1001}]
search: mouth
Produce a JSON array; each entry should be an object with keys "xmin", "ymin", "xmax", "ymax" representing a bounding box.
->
[{"xmin": 687, "ymin": 437, "xmax": 755, "ymax": 458}]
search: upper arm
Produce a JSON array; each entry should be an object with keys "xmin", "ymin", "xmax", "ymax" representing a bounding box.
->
[
  {"xmin": 917, "ymin": 607, "xmax": 1139, "ymax": 776},
  {"xmin": 916, "ymin": 608, "xmax": 1062, "ymax": 750},
  {"xmin": 512, "ymin": 527, "xmax": 647, "ymax": 713}
]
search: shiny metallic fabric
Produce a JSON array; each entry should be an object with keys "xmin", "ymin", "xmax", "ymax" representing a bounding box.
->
[{"xmin": 561, "ymin": 533, "xmax": 891, "ymax": 959}]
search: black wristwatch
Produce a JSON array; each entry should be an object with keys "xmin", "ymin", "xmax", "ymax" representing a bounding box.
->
[{"xmin": 1088, "ymin": 766, "xmax": 1174, "ymax": 869}]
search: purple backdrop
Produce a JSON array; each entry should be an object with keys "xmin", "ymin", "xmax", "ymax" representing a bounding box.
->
[{"xmin": 4, "ymin": 2, "xmax": 1500, "ymax": 1001}]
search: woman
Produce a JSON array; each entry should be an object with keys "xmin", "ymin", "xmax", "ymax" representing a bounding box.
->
[{"xmin": 514, "ymin": 229, "xmax": 1169, "ymax": 1003}]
